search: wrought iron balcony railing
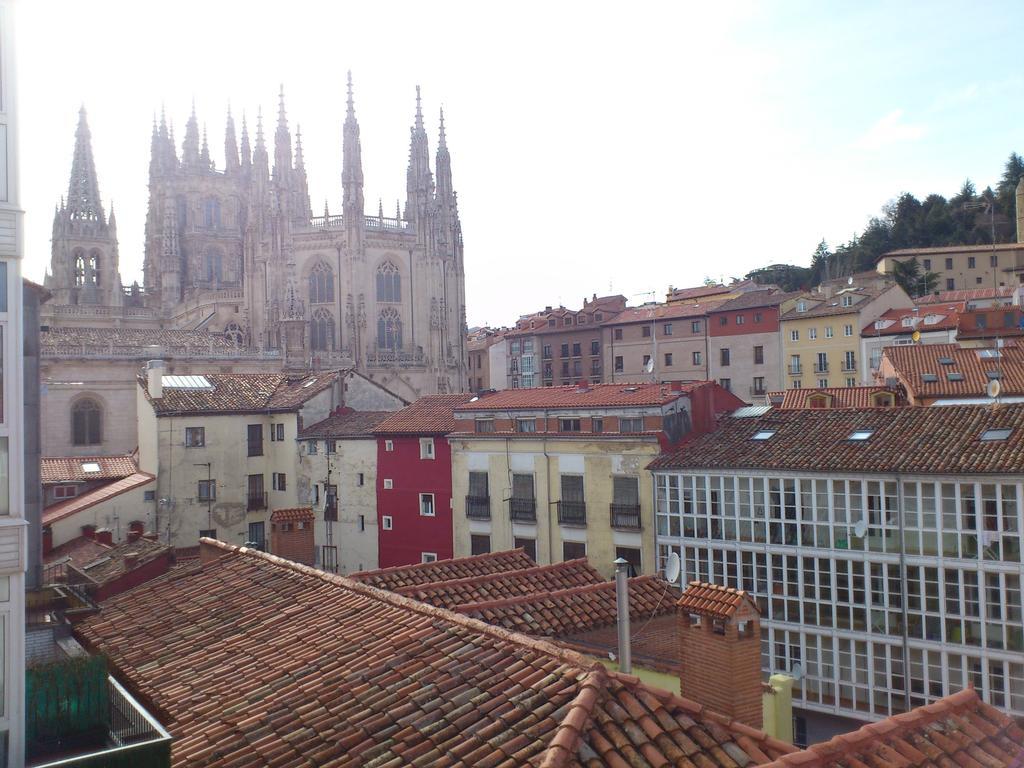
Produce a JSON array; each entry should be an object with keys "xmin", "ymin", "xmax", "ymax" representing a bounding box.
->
[
  {"xmin": 610, "ymin": 503, "xmax": 642, "ymax": 530},
  {"xmin": 557, "ymin": 500, "xmax": 587, "ymax": 526},
  {"xmin": 509, "ymin": 497, "xmax": 537, "ymax": 522},
  {"xmin": 466, "ymin": 495, "xmax": 491, "ymax": 519}
]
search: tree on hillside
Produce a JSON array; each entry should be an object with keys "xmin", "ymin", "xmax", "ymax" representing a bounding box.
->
[
  {"xmin": 892, "ymin": 257, "xmax": 938, "ymax": 298},
  {"xmin": 810, "ymin": 240, "xmax": 831, "ymax": 285}
]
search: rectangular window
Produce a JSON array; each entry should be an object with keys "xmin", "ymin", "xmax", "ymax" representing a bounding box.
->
[
  {"xmin": 720, "ymin": 378, "xmax": 732, "ymax": 391},
  {"xmin": 754, "ymin": 346, "xmax": 764, "ymax": 364},
  {"xmin": 691, "ymin": 320, "xmax": 701, "ymax": 334},
  {"xmin": 614, "ymin": 356, "xmax": 623, "ymax": 372},
  {"xmin": 693, "ymin": 350, "xmax": 702, "ymax": 366},
  {"xmin": 825, "ymin": 326, "xmax": 834, "ymax": 338},
  {"xmin": 0, "ymin": 263, "xmax": 6, "ymax": 313},
  {"xmin": 754, "ymin": 312, "xmax": 763, "ymax": 323},
  {"xmin": 270, "ymin": 423, "xmax": 277, "ymax": 442},
  {"xmin": 592, "ymin": 417, "xmax": 603, "ymax": 433},
  {"xmin": 614, "ymin": 328, "xmax": 623, "ymax": 340},
  {"xmin": 247, "ymin": 521, "xmax": 265, "ymax": 550},
  {"xmin": 561, "ymin": 361, "xmax": 570, "ymax": 377},
  {"xmin": 615, "ymin": 546, "xmax": 642, "ymax": 576},
  {"xmin": 572, "ymin": 342, "xmax": 581, "ymax": 356},
  {"xmin": 620, "ymin": 416, "xmax": 643, "ymax": 433},
  {"xmin": 471, "ymin": 534, "xmax": 491, "ymax": 555},
  {"xmin": 358, "ymin": 514, "xmax": 365, "ymax": 531},
  {"xmin": 968, "ymin": 256, "xmax": 976, "ymax": 268},
  {"xmin": 559, "ymin": 418, "xmax": 581, "ymax": 432},
  {"xmin": 326, "ymin": 439, "xmax": 336, "ymax": 454},
  {"xmin": 475, "ymin": 419, "xmax": 495, "ymax": 433},
  {"xmin": 753, "ymin": 376, "xmax": 765, "ymax": 394},
  {"xmin": 247, "ymin": 474, "xmax": 265, "ymax": 510},
  {"xmin": 719, "ymin": 316, "xmax": 728, "ymax": 326},
  {"xmin": 643, "ymin": 354, "xmax": 651, "ymax": 368},
  {"xmin": 419, "ymin": 438, "xmax": 435, "ymax": 459},
  {"xmin": 791, "ymin": 330, "xmax": 799, "ymax": 341},
  {"xmin": 247, "ymin": 424, "xmax": 263, "ymax": 456},
  {"xmin": 923, "ymin": 258, "xmax": 931, "ymax": 270},
  {"xmin": 560, "ymin": 343, "xmax": 569, "ymax": 357},
  {"xmin": 197, "ymin": 479, "xmax": 216, "ymax": 501},
  {"xmin": 185, "ymin": 427, "xmax": 205, "ymax": 447},
  {"xmin": 542, "ymin": 344, "xmax": 552, "ymax": 359},
  {"xmin": 272, "ymin": 472, "xmax": 287, "ymax": 491},
  {"xmin": 844, "ymin": 324, "xmax": 853, "ymax": 337},
  {"xmin": 384, "ymin": 440, "xmax": 394, "ymax": 452},
  {"xmin": 736, "ymin": 314, "xmax": 745, "ymax": 325},
  {"xmin": 809, "ymin": 328, "xmax": 817, "ymax": 340},
  {"xmin": 382, "ymin": 515, "xmax": 393, "ymax": 530},
  {"xmin": 563, "ymin": 541, "xmax": 587, "ymax": 560},
  {"xmin": 420, "ymin": 493, "xmax": 435, "ymax": 516},
  {"xmin": 275, "ymin": 423, "xmax": 284, "ymax": 441},
  {"xmin": 947, "ymin": 278, "xmax": 955, "ymax": 290},
  {"xmin": 590, "ymin": 340, "xmax": 600, "ymax": 355},
  {"xmin": 946, "ymin": 257, "xmax": 954, "ymax": 270},
  {"xmin": 307, "ymin": 440, "xmax": 318, "ymax": 455},
  {"xmin": 664, "ymin": 353, "xmax": 673, "ymax": 366},
  {"xmin": 663, "ymin": 323, "xmax": 673, "ymax": 336},
  {"xmin": 514, "ymin": 536, "xmax": 537, "ymax": 561},
  {"xmin": 357, "ymin": 472, "xmax": 364, "ymax": 486},
  {"xmin": 516, "ymin": 418, "xmax": 536, "ymax": 433},
  {"xmin": 642, "ymin": 326, "xmax": 651, "ymax": 338},
  {"xmin": 199, "ymin": 528, "xmax": 217, "ymax": 539},
  {"xmin": 720, "ymin": 348, "xmax": 730, "ymax": 366},
  {"xmin": 421, "ymin": 552, "xmax": 438, "ymax": 563},
  {"xmin": 991, "ymin": 253, "xmax": 998, "ymax": 267}
]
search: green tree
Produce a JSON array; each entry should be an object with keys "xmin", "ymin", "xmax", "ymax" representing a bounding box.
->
[{"xmin": 892, "ymin": 257, "xmax": 938, "ymax": 298}]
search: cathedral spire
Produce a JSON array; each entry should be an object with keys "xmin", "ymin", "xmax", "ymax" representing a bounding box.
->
[
  {"xmin": 253, "ymin": 107, "xmax": 269, "ymax": 180},
  {"xmin": 294, "ymin": 124, "xmax": 305, "ymax": 171},
  {"xmin": 224, "ymin": 106, "xmax": 239, "ymax": 174},
  {"xmin": 239, "ymin": 111, "xmax": 252, "ymax": 169},
  {"xmin": 405, "ymin": 85, "xmax": 433, "ymax": 226},
  {"xmin": 200, "ymin": 123, "xmax": 211, "ymax": 168},
  {"xmin": 66, "ymin": 106, "xmax": 105, "ymax": 223},
  {"xmin": 273, "ymin": 84, "xmax": 292, "ymax": 181},
  {"xmin": 342, "ymin": 70, "xmax": 365, "ymax": 221},
  {"xmin": 435, "ymin": 106, "xmax": 454, "ymax": 206},
  {"xmin": 182, "ymin": 99, "xmax": 201, "ymax": 166}
]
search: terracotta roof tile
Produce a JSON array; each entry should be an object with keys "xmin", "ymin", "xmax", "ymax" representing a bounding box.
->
[
  {"xmin": 710, "ymin": 290, "xmax": 801, "ymax": 313},
  {"xmin": 650, "ymin": 403, "xmax": 1024, "ymax": 474},
  {"xmin": 270, "ymin": 507, "xmax": 314, "ymax": 522},
  {"xmin": 140, "ymin": 371, "xmax": 338, "ymax": 415},
  {"xmin": 610, "ymin": 301, "xmax": 728, "ymax": 325},
  {"xmin": 395, "ymin": 559, "xmax": 605, "ymax": 610},
  {"xmin": 298, "ymin": 409, "xmax": 392, "ymax": 438},
  {"xmin": 775, "ymin": 386, "xmax": 901, "ymax": 410},
  {"xmin": 456, "ymin": 576, "xmax": 679, "ymax": 637},
  {"xmin": 915, "ymin": 286, "xmax": 1014, "ymax": 305},
  {"xmin": 371, "ymin": 393, "xmax": 476, "ymax": 434},
  {"xmin": 350, "ymin": 548, "xmax": 536, "ymax": 590},
  {"xmin": 41, "ymin": 326, "xmax": 240, "ymax": 351},
  {"xmin": 666, "ymin": 284, "xmax": 734, "ymax": 301},
  {"xmin": 41, "ymin": 454, "xmax": 137, "ymax": 483},
  {"xmin": 73, "ymin": 541, "xmax": 795, "ymax": 768},
  {"xmin": 42, "ymin": 472, "xmax": 155, "ymax": 526},
  {"xmin": 883, "ymin": 342, "xmax": 1024, "ymax": 399},
  {"xmin": 759, "ymin": 688, "xmax": 1024, "ymax": 768},
  {"xmin": 456, "ymin": 382, "xmax": 702, "ymax": 412},
  {"xmin": 66, "ymin": 537, "xmax": 172, "ymax": 587},
  {"xmin": 780, "ymin": 286, "xmax": 892, "ymax": 321},
  {"xmin": 862, "ymin": 304, "xmax": 963, "ymax": 336},
  {"xmin": 676, "ymin": 581, "xmax": 756, "ymax": 620}
]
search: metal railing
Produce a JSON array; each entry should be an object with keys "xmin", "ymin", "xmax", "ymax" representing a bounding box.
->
[
  {"xmin": 841, "ymin": 359, "xmax": 857, "ymax": 372},
  {"xmin": 557, "ymin": 500, "xmax": 587, "ymax": 526},
  {"xmin": 466, "ymin": 495, "xmax": 491, "ymax": 519},
  {"xmin": 247, "ymin": 492, "xmax": 268, "ymax": 512},
  {"xmin": 509, "ymin": 497, "xmax": 537, "ymax": 522},
  {"xmin": 610, "ymin": 503, "xmax": 642, "ymax": 530},
  {"xmin": 749, "ymin": 386, "xmax": 767, "ymax": 396},
  {"xmin": 788, "ymin": 365, "xmax": 802, "ymax": 375},
  {"xmin": 814, "ymin": 363, "xmax": 829, "ymax": 373}
]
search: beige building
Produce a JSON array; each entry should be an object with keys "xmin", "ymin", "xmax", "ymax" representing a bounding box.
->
[
  {"xmin": 877, "ymin": 243, "xmax": 1024, "ymax": 294},
  {"xmin": 780, "ymin": 283, "xmax": 913, "ymax": 389},
  {"xmin": 297, "ymin": 408, "xmax": 398, "ymax": 574},
  {"xmin": 448, "ymin": 381, "xmax": 744, "ymax": 577},
  {"xmin": 603, "ymin": 302, "xmax": 717, "ymax": 383},
  {"xmin": 466, "ymin": 327, "xmax": 508, "ymax": 393},
  {"xmin": 137, "ymin": 366, "xmax": 343, "ymax": 549}
]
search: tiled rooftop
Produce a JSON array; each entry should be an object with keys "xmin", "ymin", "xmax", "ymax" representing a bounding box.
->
[
  {"xmin": 650, "ymin": 403, "xmax": 1024, "ymax": 474},
  {"xmin": 457, "ymin": 576, "xmax": 679, "ymax": 638},
  {"xmin": 455, "ymin": 382, "xmax": 701, "ymax": 412},
  {"xmin": 609, "ymin": 300, "xmax": 728, "ymax": 325},
  {"xmin": 861, "ymin": 304, "xmax": 962, "ymax": 336},
  {"xmin": 882, "ymin": 342, "xmax": 1024, "ymax": 398},
  {"xmin": 139, "ymin": 371, "xmax": 337, "ymax": 415},
  {"xmin": 759, "ymin": 687, "xmax": 1023, "ymax": 768},
  {"xmin": 710, "ymin": 290, "xmax": 801, "ymax": 313},
  {"xmin": 677, "ymin": 581, "xmax": 755, "ymax": 620},
  {"xmin": 41, "ymin": 326, "xmax": 240, "ymax": 350},
  {"xmin": 395, "ymin": 559, "xmax": 605, "ymax": 611},
  {"xmin": 42, "ymin": 472, "xmax": 154, "ymax": 526},
  {"xmin": 350, "ymin": 547, "xmax": 536, "ymax": 590},
  {"xmin": 666, "ymin": 284, "xmax": 734, "ymax": 301},
  {"xmin": 298, "ymin": 408, "xmax": 392, "ymax": 439},
  {"xmin": 269, "ymin": 507, "xmax": 314, "ymax": 523},
  {"xmin": 69, "ymin": 537, "xmax": 172, "ymax": 586},
  {"xmin": 883, "ymin": 242, "xmax": 1024, "ymax": 256},
  {"xmin": 780, "ymin": 286, "xmax": 889, "ymax": 321},
  {"xmin": 41, "ymin": 454, "xmax": 137, "ymax": 483},
  {"xmin": 773, "ymin": 386, "xmax": 901, "ymax": 410},
  {"xmin": 915, "ymin": 286, "xmax": 1014, "ymax": 304},
  {"xmin": 74, "ymin": 540, "xmax": 796, "ymax": 768},
  {"xmin": 370, "ymin": 393, "xmax": 476, "ymax": 434}
]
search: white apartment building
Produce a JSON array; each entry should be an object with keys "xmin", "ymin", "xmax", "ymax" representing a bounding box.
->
[{"xmin": 650, "ymin": 404, "xmax": 1024, "ymax": 744}]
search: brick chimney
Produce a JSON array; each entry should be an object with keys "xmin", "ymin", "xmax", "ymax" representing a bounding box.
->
[
  {"xmin": 270, "ymin": 508, "xmax": 315, "ymax": 566},
  {"xmin": 81, "ymin": 524, "xmax": 96, "ymax": 540},
  {"xmin": 677, "ymin": 581, "xmax": 763, "ymax": 729},
  {"xmin": 94, "ymin": 528, "xmax": 113, "ymax": 546},
  {"xmin": 123, "ymin": 552, "xmax": 139, "ymax": 571}
]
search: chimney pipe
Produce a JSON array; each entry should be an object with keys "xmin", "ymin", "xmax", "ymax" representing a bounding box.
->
[
  {"xmin": 146, "ymin": 359, "xmax": 164, "ymax": 399},
  {"xmin": 614, "ymin": 557, "xmax": 632, "ymax": 674}
]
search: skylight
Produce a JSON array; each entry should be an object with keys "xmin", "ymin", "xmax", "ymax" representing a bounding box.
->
[
  {"xmin": 938, "ymin": 357, "xmax": 955, "ymax": 366},
  {"xmin": 979, "ymin": 349, "xmax": 1001, "ymax": 359},
  {"xmin": 986, "ymin": 371, "xmax": 1002, "ymax": 380},
  {"xmin": 921, "ymin": 373, "xmax": 938, "ymax": 383},
  {"xmin": 751, "ymin": 430, "xmax": 775, "ymax": 440},
  {"xmin": 847, "ymin": 430, "xmax": 873, "ymax": 441},
  {"xmin": 947, "ymin": 372, "xmax": 965, "ymax": 382},
  {"xmin": 162, "ymin": 375, "xmax": 213, "ymax": 390},
  {"xmin": 981, "ymin": 428, "xmax": 1013, "ymax": 442},
  {"xmin": 301, "ymin": 377, "xmax": 318, "ymax": 388},
  {"xmin": 81, "ymin": 462, "xmax": 101, "ymax": 473}
]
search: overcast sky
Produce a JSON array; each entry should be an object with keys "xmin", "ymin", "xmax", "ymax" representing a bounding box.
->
[{"xmin": 17, "ymin": 1, "xmax": 1024, "ymax": 327}]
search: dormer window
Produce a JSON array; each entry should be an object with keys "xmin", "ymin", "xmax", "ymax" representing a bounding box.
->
[
  {"xmin": 841, "ymin": 295, "xmax": 853, "ymax": 307},
  {"xmin": 848, "ymin": 430, "xmax": 873, "ymax": 441},
  {"xmin": 797, "ymin": 300, "xmax": 807, "ymax": 313}
]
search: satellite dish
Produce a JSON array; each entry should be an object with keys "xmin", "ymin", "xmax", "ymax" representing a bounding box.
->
[
  {"xmin": 911, "ymin": 330, "xmax": 921, "ymax": 343},
  {"xmin": 644, "ymin": 358, "xmax": 655, "ymax": 374},
  {"xmin": 664, "ymin": 552, "xmax": 681, "ymax": 584},
  {"xmin": 988, "ymin": 379, "xmax": 1001, "ymax": 399},
  {"xmin": 847, "ymin": 276, "xmax": 854, "ymax": 285},
  {"xmin": 854, "ymin": 519, "xmax": 868, "ymax": 538},
  {"xmin": 790, "ymin": 662, "xmax": 804, "ymax": 681}
]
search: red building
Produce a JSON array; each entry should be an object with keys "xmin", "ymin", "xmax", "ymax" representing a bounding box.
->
[{"xmin": 372, "ymin": 394, "xmax": 474, "ymax": 567}]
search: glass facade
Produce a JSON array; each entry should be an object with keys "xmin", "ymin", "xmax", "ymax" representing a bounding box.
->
[{"xmin": 655, "ymin": 471, "xmax": 1024, "ymax": 720}]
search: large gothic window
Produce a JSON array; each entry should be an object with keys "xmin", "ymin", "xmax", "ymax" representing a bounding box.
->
[
  {"xmin": 73, "ymin": 250, "xmax": 86, "ymax": 286},
  {"xmin": 203, "ymin": 197, "xmax": 221, "ymax": 228},
  {"xmin": 204, "ymin": 247, "xmax": 223, "ymax": 284},
  {"xmin": 308, "ymin": 262, "xmax": 334, "ymax": 304},
  {"xmin": 377, "ymin": 307, "xmax": 402, "ymax": 350},
  {"xmin": 72, "ymin": 398, "xmax": 102, "ymax": 446},
  {"xmin": 376, "ymin": 261, "xmax": 401, "ymax": 303},
  {"xmin": 310, "ymin": 308, "xmax": 335, "ymax": 351},
  {"xmin": 224, "ymin": 322, "xmax": 245, "ymax": 346},
  {"xmin": 87, "ymin": 250, "xmax": 101, "ymax": 286}
]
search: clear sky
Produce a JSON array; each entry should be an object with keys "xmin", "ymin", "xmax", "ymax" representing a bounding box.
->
[{"xmin": 17, "ymin": 0, "xmax": 1024, "ymax": 327}]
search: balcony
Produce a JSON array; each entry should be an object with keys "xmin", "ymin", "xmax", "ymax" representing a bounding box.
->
[
  {"xmin": 749, "ymin": 386, "xmax": 767, "ymax": 396},
  {"xmin": 247, "ymin": 442, "xmax": 263, "ymax": 458},
  {"xmin": 557, "ymin": 500, "xmax": 587, "ymax": 526},
  {"xmin": 466, "ymin": 495, "xmax": 491, "ymax": 519},
  {"xmin": 247, "ymin": 492, "xmax": 268, "ymax": 512},
  {"xmin": 842, "ymin": 359, "xmax": 857, "ymax": 372},
  {"xmin": 509, "ymin": 497, "xmax": 537, "ymax": 522},
  {"xmin": 788, "ymin": 365, "xmax": 802, "ymax": 376},
  {"xmin": 814, "ymin": 362, "xmax": 829, "ymax": 373},
  {"xmin": 610, "ymin": 503, "xmax": 642, "ymax": 530}
]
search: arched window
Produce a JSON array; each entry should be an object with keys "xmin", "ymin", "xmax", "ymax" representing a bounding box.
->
[
  {"xmin": 224, "ymin": 323, "xmax": 245, "ymax": 346},
  {"xmin": 73, "ymin": 250, "xmax": 86, "ymax": 286},
  {"xmin": 87, "ymin": 250, "xmax": 101, "ymax": 286},
  {"xmin": 72, "ymin": 398, "xmax": 102, "ymax": 446},
  {"xmin": 203, "ymin": 197, "xmax": 221, "ymax": 228},
  {"xmin": 310, "ymin": 308, "xmax": 335, "ymax": 351},
  {"xmin": 204, "ymin": 247, "xmax": 223, "ymax": 284},
  {"xmin": 376, "ymin": 261, "xmax": 401, "ymax": 303},
  {"xmin": 377, "ymin": 307, "xmax": 402, "ymax": 350},
  {"xmin": 308, "ymin": 262, "xmax": 334, "ymax": 304}
]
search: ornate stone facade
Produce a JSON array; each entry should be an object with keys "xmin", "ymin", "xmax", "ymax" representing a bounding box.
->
[{"xmin": 42, "ymin": 76, "xmax": 468, "ymax": 456}]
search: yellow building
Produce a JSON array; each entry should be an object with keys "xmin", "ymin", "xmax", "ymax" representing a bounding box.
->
[
  {"xmin": 448, "ymin": 381, "xmax": 744, "ymax": 577},
  {"xmin": 779, "ymin": 284, "xmax": 912, "ymax": 388},
  {"xmin": 876, "ymin": 243, "xmax": 1024, "ymax": 294}
]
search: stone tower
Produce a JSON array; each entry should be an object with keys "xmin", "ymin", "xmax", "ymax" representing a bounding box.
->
[{"xmin": 47, "ymin": 107, "xmax": 123, "ymax": 306}]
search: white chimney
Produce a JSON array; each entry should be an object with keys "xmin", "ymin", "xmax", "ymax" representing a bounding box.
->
[
  {"xmin": 146, "ymin": 359, "xmax": 164, "ymax": 399},
  {"xmin": 614, "ymin": 557, "xmax": 632, "ymax": 674}
]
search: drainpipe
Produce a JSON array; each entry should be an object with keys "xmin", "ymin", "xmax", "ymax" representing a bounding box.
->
[{"xmin": 615, "ymin": 557, "xmax": 632, "ymax": 674}]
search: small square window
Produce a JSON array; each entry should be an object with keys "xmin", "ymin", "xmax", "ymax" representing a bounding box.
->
[
  {"xmin": 848, "ymin": 430, "xmax": 873, "ymax": 441},
  {"xmin": 81, "ymin": 462, "xmax": 101, "ymax": 473},
  {"xmin": 384, "ymin": 440, "xmax": 394, "ymax": 452},
  {"xmin": 420, "ymin": 438, "xmax": 435, "ymax": 459},
  {"xmin": 420, "ymin": 493, "xmax": 436, "ymax": 516},
  {"xmin": 592, "ymin": 417, "xmax": 604, "ymax": 433},
  {"xmin": 199, "ymin": 528, "xmax": 217, "ymax": 539},
  {"xmin": 642, "ymin": 326, "xmax": 651, "ymax": 338},
  {"xmin": 382, "ymin": 515, "xmax": 393, "ymax": 530},
  {"xmin": 144, "ymin": 490, "xmax": 156, "ymax": 501},
  {"xmin": 421, "ymin": 552, "xmax": 438, "ymax": 563},
  {"xmin": 383, "ymin": 478, "xmax": 393, "ymax": 490},
  {"xmin": 185, "ymin": 427, "xmax": 205, "ymax": 447}
]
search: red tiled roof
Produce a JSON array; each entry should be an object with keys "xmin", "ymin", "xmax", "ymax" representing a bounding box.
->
[
  {"xmin": 677, "ymin": 581, "xmax": 755, "ymax": 620},
  {"xmin": 456, "ymin": 381, "xmax": 702, "ymax": 411},
  {"xmin": 882, "ymin": 342, "xmax": 1024, "ymax": 398},
  {"xmin": 41, "ymin": 326, "xmax": 240, "ymax": 351},
  {"xmin": 394, "ymin": 559, "xmax": 604, "ymax": 610},
  {"xmin": 883, "ymin": 242, "xmax": 1024, "ymax": 257},
  {"xmin": 68, "ymin": 537, "xmax": 172, "ymax": 587},
  {"xmin": 139, "ymin": 372, "xmax": 337, "ymax": 415},
  {"xmin": 710, "ymin": 289, "xmax": 801, "ymax": 313},
  {"xmin": 74, "ymin": 541, "xmax": 796, "ymax": 768},
  {"xmin": 44, "ymin": 537, "xmax": 110, "ymax": 569},
  {"xmin": 759, "ymin": 687, "xmax": 1024, "ymax": 768},
  {"xmin": 650, "ymin": 403, "xmax": 1024, "ymax": 474},
  {"xmin": 41, "ymin": 454, "xmax": 138, "ymax": 483},
  {"xmin": 270, "ymin": 507, "xmax": 314, "ymax": 522},
  {"xmin": 609, "ymin": 300, "xmax": 727, "ymax": 325},
  {"xmin": 457, "ymin": 576, "xmax": 679, "ymax": 637},
  {"xmin": 916, "ymin": 286, "xmax": 1014, "ymax": 304},
  {"xmin": 861, "ymin": 304, "xmax": 963, "ymax": 336},
  {"xmin": 42, "ymin": 472, "xmax": 155, "ymax": 526},
  {"xmin": 370, "ymin": 393, "xmax": 476, "ymax": 434},
  {"xmin": 775, "ymin": 386, "xmax": 901, "ymax": 410},
  {"xmin": 298, "ymin": 409, "xmax": 392, "ymax": 438},
  {"xmin": 350, "ymin": 547, "xmax": 536, "ymax": 590},
  {"xmin": 667, "ymin": 284, "xmax": 733, "ymax": 301},
  {"xmin": 780, "ymin": 286, "xmax": 892, "ymax": 321}
]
